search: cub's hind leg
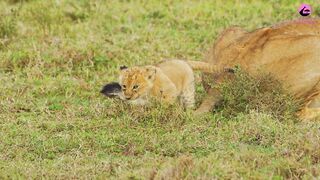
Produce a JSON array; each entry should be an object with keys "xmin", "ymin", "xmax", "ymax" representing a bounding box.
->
[{"xmin": 181, "ymin": 82, "xmax": 195, "ymax": 109}]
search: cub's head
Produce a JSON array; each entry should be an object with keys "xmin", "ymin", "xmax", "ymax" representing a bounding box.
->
[{"xmin": 119, "ymin": 65, "xmax": 156, "ymax": 101}]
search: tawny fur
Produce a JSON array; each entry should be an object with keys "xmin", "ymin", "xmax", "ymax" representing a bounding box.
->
[
  {"xmin": 186, "ymin": 60, "xmax": 232, "ymax": 73},
  {"xmin": 119, "ymin": 60, "xmax": 195, "ymax": 108},
  {"xmin": 196, "ymin": 18, "xmax": 320, "ymax": 120}
]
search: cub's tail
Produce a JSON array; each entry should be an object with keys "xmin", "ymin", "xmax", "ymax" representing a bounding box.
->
[{"xmin": 186, "ymin": 60, "xmax": 234, "ymax": 73}]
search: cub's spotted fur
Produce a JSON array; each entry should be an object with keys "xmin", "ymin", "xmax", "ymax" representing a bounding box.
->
[{"xmin": 119, "ymin": 60, "xmax": 196, "ymax": 108}]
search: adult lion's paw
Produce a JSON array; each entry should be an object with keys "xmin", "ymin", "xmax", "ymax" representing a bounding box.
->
[{"xmin": 297, "ymin": 107, "xmax": 320, "ymax": 121}]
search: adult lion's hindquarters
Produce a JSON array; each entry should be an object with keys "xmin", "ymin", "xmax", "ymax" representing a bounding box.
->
[{"xmin": 199, "ymin": 18, "xmax": 320, "ymax": 120}]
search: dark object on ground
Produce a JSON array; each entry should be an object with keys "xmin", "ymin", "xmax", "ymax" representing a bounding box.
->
[{"xmin": 100, "ymin": 82, "xmax": 122, "ymax": 98}]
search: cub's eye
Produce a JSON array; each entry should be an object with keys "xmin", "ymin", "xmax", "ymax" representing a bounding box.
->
[
  {"xmin": 121, "ymin": 85, "xmax": 126, "ymax": 89},
  {"xmin": 133, "ymin": 85, "xmax": 139, "ymax": 89}
]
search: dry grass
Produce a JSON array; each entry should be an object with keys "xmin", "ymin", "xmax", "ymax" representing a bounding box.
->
[{"xmin": 217, "ymin": 69, "xmax": 302, "ymax": 121}]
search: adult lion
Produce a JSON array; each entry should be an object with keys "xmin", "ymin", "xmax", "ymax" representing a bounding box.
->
[{"xmin": 196, "ymin": 18, "xmax": 320, "ymax": 120}]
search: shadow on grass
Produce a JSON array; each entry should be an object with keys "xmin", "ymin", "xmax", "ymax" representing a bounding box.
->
[{"xmin": 216, "ymin": 68, "xmax": 302, "ymax": 121}]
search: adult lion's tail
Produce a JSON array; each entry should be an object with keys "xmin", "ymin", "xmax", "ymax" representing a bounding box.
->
[{"xmin": 187, "ymin": 60, "xmax": 234, "ymax": 73}]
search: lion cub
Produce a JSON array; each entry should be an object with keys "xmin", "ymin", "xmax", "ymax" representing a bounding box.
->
[{"xmin": 119, "ymin": 60, "xmax": 196, "ymax": 108}]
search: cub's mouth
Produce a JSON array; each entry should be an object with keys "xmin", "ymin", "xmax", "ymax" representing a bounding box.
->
[{"xmin": 122, "ymin": 93, "xmax": 140, "ymax": 101}]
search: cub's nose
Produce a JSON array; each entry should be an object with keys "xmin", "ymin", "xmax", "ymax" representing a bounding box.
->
[{"xmin": 125, "ymin": 97, "xmax": 131, "ymax": 100}]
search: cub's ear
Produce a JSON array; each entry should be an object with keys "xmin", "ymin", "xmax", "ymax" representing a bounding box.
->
[
  {"xmin": 120, "ymin": 65, "xmax": 128, "ymax": 70},
  {"xmin": 145, "ymin": 66, "xmax": 156, "ymax": 80}
]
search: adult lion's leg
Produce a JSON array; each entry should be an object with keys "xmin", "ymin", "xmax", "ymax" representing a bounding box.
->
[
  {"xmin": 195, "ymin": 72, "xmax": 233, "ymax": 115},
  {"xmin": 298, "ymin": 93, "xmax": 320, "ymax": 120},
  {"xmin": 194, "ymin": 88, "xmax": 222, "ymax": 114}
]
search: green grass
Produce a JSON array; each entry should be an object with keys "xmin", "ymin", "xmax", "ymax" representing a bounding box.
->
[{"xmin": 1, "ymin": 0, "xmax": 320, "ymax": 179}]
